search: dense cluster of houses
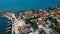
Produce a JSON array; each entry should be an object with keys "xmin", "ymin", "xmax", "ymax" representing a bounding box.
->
[
  {"xmin": 2, "ymin": 6, "xmax": 60, "ymax": 34},
  {"xmin": 14, "ymin": 6, "xmax": 60, "ymax": 34}
]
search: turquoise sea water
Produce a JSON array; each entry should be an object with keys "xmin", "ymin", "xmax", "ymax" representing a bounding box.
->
[{"xmin": 0, "ymin": 0, "xmax": 60, "ymax": 12}]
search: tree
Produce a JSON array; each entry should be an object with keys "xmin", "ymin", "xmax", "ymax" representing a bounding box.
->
[
  {"xmin": 25, "ymin": 18, "xmax": 38, "ymax": 30},
  {"xmin": 48, "ymin": 17, "xmax": 60, "ymax": 33}
]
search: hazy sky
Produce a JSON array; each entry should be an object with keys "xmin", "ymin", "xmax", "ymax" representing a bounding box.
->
[{"xmin": 0, "ymin": 0, "xmax": 60, "ymax": 11}]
